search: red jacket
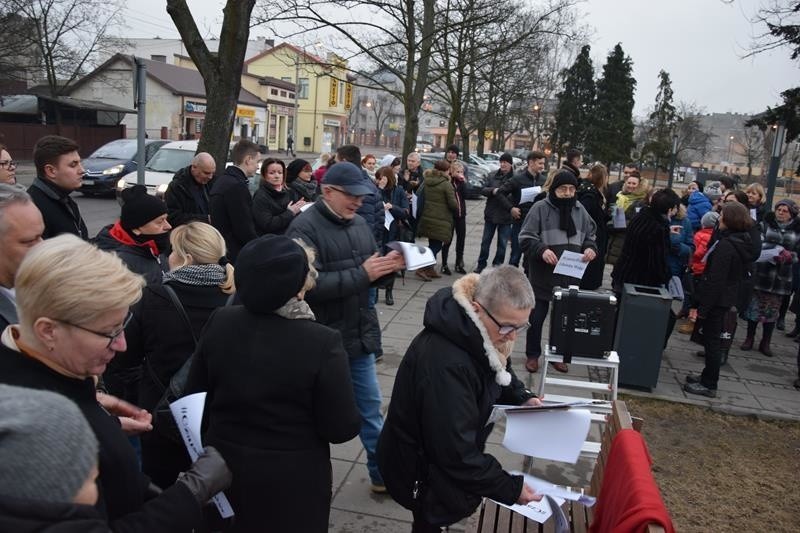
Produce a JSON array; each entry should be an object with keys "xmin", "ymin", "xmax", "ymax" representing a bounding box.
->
[{"xmin": 690, "ymin": 227, "xmax": 714, "ymax": 276}]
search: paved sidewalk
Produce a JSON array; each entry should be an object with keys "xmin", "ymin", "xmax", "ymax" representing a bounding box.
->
[{"xmin": 329, "ymin": 198, "xmax": 800, "ymax": 532}]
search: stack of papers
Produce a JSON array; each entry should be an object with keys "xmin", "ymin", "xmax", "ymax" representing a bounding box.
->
[{"xmin": 387, "ymin": 241, "xmax": 436, "ymax": 271}]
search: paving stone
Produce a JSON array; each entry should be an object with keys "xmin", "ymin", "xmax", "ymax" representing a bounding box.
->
[
  {"xmin": 328, "ymin": 508, "xmax": 413, "ymax": 533},
  {"xmin": 331, "ymin": 437, "xmax": 363, "ymax": 462},
  {"xmin": 332, "ymin": 470, "xmax": 413, "ymax": 521}
]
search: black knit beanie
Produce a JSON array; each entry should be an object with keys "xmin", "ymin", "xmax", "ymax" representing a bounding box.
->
[
  {"xmin": 120, "ymin": 185, "xmax": 167, "ymax": 232},
  {"xmin": 286, "ymin": 159, "xmax": 310, "ymax": 184}
]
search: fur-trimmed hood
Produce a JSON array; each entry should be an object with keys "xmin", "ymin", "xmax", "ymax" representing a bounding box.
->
[{"xmin": 422, "ymin": 274, "xmax": 511, "ymax": 386}]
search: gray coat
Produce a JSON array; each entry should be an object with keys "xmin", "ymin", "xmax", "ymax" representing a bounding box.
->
[
  {"xmin": 518, "ymin": 198, "xmax": 597, "ymax": 301},
  {"xmin": 286, "ymin": 201, "xmax": 381, "ymax": 358}
]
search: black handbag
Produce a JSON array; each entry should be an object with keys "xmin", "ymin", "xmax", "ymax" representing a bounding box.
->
[{"xmin": 690, "ymin": 309, "xmax": 738, "ymax": 350}]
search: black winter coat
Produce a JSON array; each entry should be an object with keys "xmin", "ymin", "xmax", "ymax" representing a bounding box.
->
[
  {"xmin": 0, "ymin": 343, "xmax": 202, "ymax": 532},
  {"xmin": 355, "ymin": 168, "xmax": 385, "ymax": 245},
  {"xmin": 209, "ymin": 166, "xmax": 257, "ymax": 263},
  {"xmin": 611, "ymin": 207, "xmax": 672, "ymax": 293},
  {"xmin": 496, "ymin": 169, "xmax": 543, "ymax": 225},
  {"xmin": 184, "ymin": 306, "xmax": 361, "ymax": 533},
  {"xmin": 577, "ymin": 179, "xmax": 609, "ymax": 290},
  {"xmin": 94, "ymin": 224, "xmax": 166, "ymax": 286},
  {"xmin": 286, "ymin": 201, "xmax": 382, "ymax": 358},
  {"xmin": 121, "ymin": 281, "xmax": 229, "ymax": 488},
  {"xmin": 696, "ymin": 230, "xmax": 753, "ymax": 317},
  {"xmin": 28, "ymin": 177, "xmax": 88, "ymax": 240},
  {"xmin": 164, "ymin": 166, "xmax": 211, "ymax": 227},
  {"xmin": 377, "ymin": 277, "xmax": 535, "ymax": 526},
  {"xmin": 252, "ymin": 181, "xmax": 297, "ymax": 235},
  {"xmin": 0, "ymin": 496, "xmax": 111, "ymax": 532},
  {"xmin": 481, "ymin": 170, "xmax": 515, "ymax": 224}
]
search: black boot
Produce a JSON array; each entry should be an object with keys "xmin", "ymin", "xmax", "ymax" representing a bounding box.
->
[
  {"xmin": 455, "ymin": 256, "xmax": 466, "ymax": 274},
  {"xmin": 385, "ymin": 288, "xmax": 394, "ymax": 306},
  {"xmin": 759, "ymin": 322, "xmax": 775, "ymax": 357},
  {"xmin": 787, "ymin": 323, "xmax": 800, "ymax": 337},
  {"xmin": 441, "ymin": 264, "xmax": 452, "ymax": 276},
  {"xmin": 740, "ymin": 321, "xmax": 757, "ymax": 350}
]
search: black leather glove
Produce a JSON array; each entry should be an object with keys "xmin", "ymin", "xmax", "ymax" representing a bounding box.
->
[{"xmin": 176, "ymin": 446, "xmax": 232, "ymax": 504}]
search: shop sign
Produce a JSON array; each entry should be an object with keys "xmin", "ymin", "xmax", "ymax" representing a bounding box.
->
[{"xmin": 185, "ymin": 101, "xmax": 206, "ymax": 114}]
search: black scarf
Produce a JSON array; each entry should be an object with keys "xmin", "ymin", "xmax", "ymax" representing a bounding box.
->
[{"xmin": 548, "ymin": 190, "xmax": 577, "ymax": 237}]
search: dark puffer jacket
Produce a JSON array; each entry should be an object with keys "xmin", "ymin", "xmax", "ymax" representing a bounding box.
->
[
  {"xmin": 696, "ymin": 229, "xmax": 753, "ymax": 317},
  {"xmin": 480, "ymin": 170, "xmax": 515, "ymax": 225},
  {"xmin": 416, "ymin": 169, "xmax": 457, "ymax": 243},
  {"xmin": 164, "ymin": 166, "xmax": 211, "ymax": 227},
  {"xmin": 93, "ymin": 223, "xmax": 166, "ymax": 286},
  {"xmin": 377, "ymin": 275, "xmax": 535, "ymax": 526},
  {"xmin": 354, "ymin": 169, "xmax": 385, "ymax": 246},
  {"xmin": 209, "ymin": 165, "xmax": 257, "ymax": 263},
  {"xmin": 496, "ymin": 169, "xmax": 543, "ymax": 225},
  {"xmin": 252, "ymin": 181, "xmax": 297, "ymax": 235},
  {"xmin": 286, "ymin": 201, "xmax": 381, "ymax": 358}
]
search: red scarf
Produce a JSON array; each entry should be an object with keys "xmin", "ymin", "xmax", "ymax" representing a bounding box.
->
[{"xmin": 109, "ymin": 221, "xmax": 160, "ymax": 257}]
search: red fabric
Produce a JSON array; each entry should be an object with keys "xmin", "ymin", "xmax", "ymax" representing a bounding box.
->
[
  {"xmin": 313, "ymin": 166, "xmax": 328, "ymax": 185},
  {"xmin": 108, "ymin": 221, "xmax": 160, "ymax": 257},
  {"xmin": 690, "ymin": 228, "xmax": 713, "ymax": 275},
  {"xmin": 588, "ymin": 429, "xmax": 675, "ymax": 533}
]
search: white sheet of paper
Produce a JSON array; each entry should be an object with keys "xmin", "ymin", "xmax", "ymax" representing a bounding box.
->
[
  {"xmin": 411, "ymin": 192, "xmax": 418, "ymax": 218},
  {"xmin": 386, "ymin": 241, "xmax": 436, "ymax": 270},
  {"xmin": 299, "ymin": 202, "xmax": 313, "ymax": 212},
  {"xmin": 750, "ymin": 208, "xmax": 757, "ymax": 221},
  {"xmin": 384, "ymin": 209, "xmax": 394, "ymax": 231},
  {"xmin": 510, "ymin": 471, "xmax": 596, "ymax": 507},
  {"xmin": 552, "ymin": 250, "xmax": 588, "ymax": 279},
  {"xmin": 170, "ymin": 393, "xmax": 235, "ymax": 518},
  {"xmin": 494, "ymin": 493, "xmax": 556, "ymax": 524},
  {"xmin": 612, "ymin": 205, "xmax": 627, "ymax": 228},
  {"xmin": 502, "ymin": 408, "xmax": 592, "ymax": 463},
  {"xmin": 757, "ymin": 246, "xmax": 783, "ymax": 263},
  {"xmin": 519, "ymin": 186, "xmax": 542, "ymax": 204}
]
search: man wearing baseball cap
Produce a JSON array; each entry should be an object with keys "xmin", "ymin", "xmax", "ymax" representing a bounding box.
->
[{"xmin": 286, "ymin": 161, "xmax": 405, "ymax": 494}]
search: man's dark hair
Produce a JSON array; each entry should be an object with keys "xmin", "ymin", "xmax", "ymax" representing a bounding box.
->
[
  {"xmin": 649, "ymin": 188, "xmax": 681, "ymax": 215},
  {"xmin": 726, "ymin": 190, "xmax": 749, "ymax": 205},
  {"xmin": 565, "ymin": 148, "xmax": 582, "ymax": 166},
  {"xmin": 33, "ymin": 135, "xmax": 80, "ymax": 176},
  {"xmin": 336, "ymin": 144, "xmax": 362, "ymax": 165},
  {"xmin": 721, "ymin": 201, "xmax": 753, "ymax": 232},
  {"xmin": 527, "ymin": 151, "xmax": 546, "ymax": 162},
  {"xmin": 719, "ymin": 176, "xmax": 736, "ymax": 191},
  {"xmin": 623, "ymin": 162, "xmax": 639, "ymax": 170},
  {"xmin": 433, "ymin": 159, "xmax": 451, "ymax": 173},
  {"xmin": 231, "ymin": 139, "xmax": 260, "ymax": 165},
  {"xmin": 628, "ymin": 170, "xmax": 641, "ymax": 179}
]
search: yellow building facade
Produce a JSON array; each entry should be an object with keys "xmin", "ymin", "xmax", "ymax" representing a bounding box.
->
[{"xmin": 245, "ymin": 43, "xmax": 352, "ymax": 154}]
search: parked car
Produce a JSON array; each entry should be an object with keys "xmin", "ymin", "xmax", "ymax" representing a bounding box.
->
[
  {"xmin": 417, "ymin": 153, "xmax": 488, "ymax": 199},
  {"xmin": 482, "ymin": 152, "xmax": 525, "ymax": 171},
  {"xmin": 80, "ymin": 139, "xmax": 168, "ymax": 197},
  {"xmin": 414, "ymin": 141, "xmax": 433, "ymax": 153},
  {"xmin": 467, "ymin": 154, "xmax": 500, "ymax": 173},
  {"xmin": 116, "ymin": 140, "xmax": 240, "ymax": 200}
]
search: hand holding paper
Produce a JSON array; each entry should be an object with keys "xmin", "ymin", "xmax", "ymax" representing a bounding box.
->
[{"xmin": 552, "ymin": 250, "xmax": 589, "ymax": 279}]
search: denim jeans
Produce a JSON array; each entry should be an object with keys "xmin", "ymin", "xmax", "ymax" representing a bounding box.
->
[
  {"xmin": 476, "ymin": 222, "xmax": 512, "ymax": 269},
  {"xmin": 526, "ymin": 299, "xmax": 551, "ymax": 360},
  {"xmin": 509, "ymin": 223, "xmax": 523, "ymax": 267},
  {"xmin": 349, "ymin": 354, "xmax": 385, "ymax": 485}
]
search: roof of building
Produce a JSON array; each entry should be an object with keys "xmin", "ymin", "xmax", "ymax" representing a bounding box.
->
[
  {"xmin": 0, "ymin": 94, "xmax": 136, "ymax": 115},
  {"xmin": 70, "ymin": 54, "xmax": 267, "ymax": 108},
  {"xmin": 244, "ymin": 42, "xmax": 327, "ymax": 68}
]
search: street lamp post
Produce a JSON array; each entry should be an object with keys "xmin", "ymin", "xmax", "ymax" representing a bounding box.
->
[
  {"xmin": 765, "ymin": 123, "xmax": 787, "ymax": 208},
  {"xmin": 727, "ymin": 135, "xmax": 734, "ymax": 164},
  {"xmin": 533, "ymin": 104, "xmax": 541, "ymax": 149},
  {"xmin": 667, "ymin": 134, "xmax": 678, "ymax": 189}
]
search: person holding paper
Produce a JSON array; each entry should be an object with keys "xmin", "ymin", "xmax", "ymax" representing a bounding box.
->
[
  {"xmin": 184, "ymin": 235, "xmax": 361, "ymax": 532},
  {"xmin": 495, "ymin": 151, "xmax": 547, "ymax": 268},
  {"xmin": 252, "ymin": 158, "xmax": 307, "ymax": 236},
  {"xmin": 377, "ymin": 266, "xmax": 542, "ymax": 531},
  {"xmin": 0, "ymin": 235, "xmax": 231, "ymax": 531},
  {"xmin": 518, "ymin": 171, "xmax": 597, "ymax": 374},
  {"xmin": 376, "ymin": 166, "xmax": 410, "ymax": 305}
]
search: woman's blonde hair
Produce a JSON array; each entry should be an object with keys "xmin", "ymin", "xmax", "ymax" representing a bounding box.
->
[
  {"xmin": 15, "ymin": 235, "xmax": 144, "ymax": 330},
  {"xmin": 745, "ymin": 183, "xmax": 766, "ymax": 205},
  {"xmin": 293, "ymin": 238, "xmax": 318, "ymax": 293},
  {"xmin": 449, "ymin": 161, "xmax": 464, "ymax": 174},
  {"xmin": 170, "ymin": 222, "xmax": 235, "ymax": 294},
  {"xmin": 542, "ymin": 168, "xmax": 560, "ymax": 192}
]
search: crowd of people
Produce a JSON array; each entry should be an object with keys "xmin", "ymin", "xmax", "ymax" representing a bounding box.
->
[{"xmin": 0, "ymin": 132, "xmax": 797, "ymax": 532}]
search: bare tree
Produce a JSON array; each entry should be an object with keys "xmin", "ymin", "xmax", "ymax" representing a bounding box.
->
[
  {"xmin": 0, "ymin": 0, "xmax": 127, "ymax": 120},
  {"xmin": 736, "ymin": 126, "xmax": 766, "ymax": 181},
  {"xmin": 671, "ymin": 102, "xmax": 715, "ymax": 167},
  {"xmin": 256, "ymin": 0, "xmax": 436, "ymax": 158},
  {"xmin": 167, "ymin": 0, "xmax": 256, "ymax": 169}
]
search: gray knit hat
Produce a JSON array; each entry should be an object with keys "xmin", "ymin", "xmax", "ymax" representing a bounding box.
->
[
  {"xmin": 0, "ymin": 384, "xmax": 98, "ymax": 503},
  {"xmin": 701, "ymin": 211, "xmax": 720, "ymax": 229}
]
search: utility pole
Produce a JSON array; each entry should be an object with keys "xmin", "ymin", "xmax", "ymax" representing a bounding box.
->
[
  {"xmin": 667, "ymin": 134, "xmax": 678, "ymax": 189},
  {"xmin": 133, "ymin": 57, "xmax": 147, "ymax": 186}
]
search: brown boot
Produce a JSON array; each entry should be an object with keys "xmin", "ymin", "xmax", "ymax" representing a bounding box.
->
[
  {"xmin": 740, "ymin": 336, "xmax": 754, "ymax": 351},
  {"xmin": 758, "ymin": 338, "xmax": 774, "ymax": 357},
  {"xmin": 415, "ymin": 268, "xmax": 431, "ymax": 282},
  {"xmin": 426, "ymin": 265, "xmax": 441, "ymax": 279}
]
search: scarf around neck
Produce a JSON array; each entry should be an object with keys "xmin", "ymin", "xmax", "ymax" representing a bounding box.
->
[
  {"xmin": 548, "ymin": 192, "xmax": 577, "ymax": 237},
  {"xmin": 163, "ymin": 264, "xmax": 227, "ymax": 287}
]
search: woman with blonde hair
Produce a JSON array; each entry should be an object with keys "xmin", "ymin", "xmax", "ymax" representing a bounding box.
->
[
  {"xmin": 121, "ymin": 221, "xmax": 235, "ymax": 488},
  {"xmin": 0, "ymin": 234, "xmax": 231, "ymax": 530},
  {"xmin": 745, "ymin": 183, "xmax": 767, "ymax": 222}
]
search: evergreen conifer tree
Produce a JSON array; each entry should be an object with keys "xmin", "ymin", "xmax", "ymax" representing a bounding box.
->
[
  {"xmin": 644, "ymin": 70, "xmax": 678, "ymax": 167},
  {"xmin": 553, "ymin": 45, "xmax": 596, "ymax": 154},
  {"xmin": 588, "ymin": 44, "xmax": 636, "ymax": 166}
]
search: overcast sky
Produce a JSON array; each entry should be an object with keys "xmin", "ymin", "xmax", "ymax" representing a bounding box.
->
[{"xmin": 124, "ymin": 0, "xmax": 798, "ymax": 117}]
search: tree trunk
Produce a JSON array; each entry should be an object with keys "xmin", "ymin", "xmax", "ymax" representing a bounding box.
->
[
  {"xmin": 401, "ymin": 0, "xmax": 435, "ymax": 159},
  {"xmin": 167, "ymin": 0, "xmax": 255, "ymax": 169}
]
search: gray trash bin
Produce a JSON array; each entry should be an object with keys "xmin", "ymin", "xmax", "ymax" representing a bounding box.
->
[{"xmin": 614, "ymin": 284, "xmax": 672, "ymax": 390}]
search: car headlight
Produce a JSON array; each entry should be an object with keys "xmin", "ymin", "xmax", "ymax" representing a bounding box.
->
[
  {"xmin": 102, "ymin": 164, "xmax": 125, "ymax": 175},
  {"xmin": 116, "ymin": 178, "xmax": 129, "ymax": 191},
  {"xmin": 156, "ymin": 183, "xmax": 168, "ymax": 194}
]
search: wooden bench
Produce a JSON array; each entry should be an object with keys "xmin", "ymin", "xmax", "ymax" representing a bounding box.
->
[{"xmin": 465, "ymin": 400, "xmax": 667, "ymax": 533}]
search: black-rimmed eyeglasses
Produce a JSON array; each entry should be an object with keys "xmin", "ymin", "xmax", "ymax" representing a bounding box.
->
[
  {"xmin": 476, "ymin": 301, "xmax": 529, "ymax": 336},
  {"xmin": 0, "ymin": 160, "xmax": 16, "ymax": 169},
  {"xmin": 57, "ymin": 311, "xmax": 133, "ymax": 349}
]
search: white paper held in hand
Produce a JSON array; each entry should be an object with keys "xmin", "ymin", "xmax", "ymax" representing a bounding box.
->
[
  {"xmin": 384, "ymin": 209, "xmax": 394, "ymax": 231},
  {"xmin": 552, "ymin": 250, "xmax": 588, "ymax": 280},
  {"xmin": 519, "ymin": 186, "xmax": 542, "ymax": 204},
  {"xmin": 386, "ymin": 241, "xmax": 436, "ymax": 271},
  {"xmin": 501, "ymin": 407, "xmax": 592, "ymax": 463},
  {"xmin": 170, "ymin": 392, "xmax": 235, "ymax": 518}
]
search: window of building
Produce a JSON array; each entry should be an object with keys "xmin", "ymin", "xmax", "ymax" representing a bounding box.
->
[
  {"xmin": 280, "ymin": 90, "xmax": 287, "ymax": 97},
  {"xmin": 150, "ymin": 55, "xmax": 167, "ymax": 62},
  {"xmin": 288, "ymin": 92, "xmax": 295, "ymax": 100},
  {"xmin": 271, "ymin": 88, "xmax": 278, "ymax": 95},
  {"xmin": 298, "ymin": 78, "xmax": 309, "ymax": 99}
]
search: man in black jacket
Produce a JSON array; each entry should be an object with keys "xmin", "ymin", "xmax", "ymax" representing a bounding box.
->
[
  {"xmin": 475, "ymin": 153, "xmax": 515, "ymax": 273},
  {"xmin": 164, "ymin": 152, "xmax": 216, "ymax": 227},
  {"xmin": 209, "ymin": 140, "xmax": 261, "ymax": 263},
  {"xmin": 377, "ymin": 267, "xmax": 540, "ymax": 531},
  {"xmin": 27, "ymin": 135, "xmax": 88, "ymax": 240},
  {"xmin": 286, "ymin": 161, "xmax": 404, "ymax": 494},
  {"xmin": 496, "ymin": 151, "xmax": 547, "ymax": 267}
]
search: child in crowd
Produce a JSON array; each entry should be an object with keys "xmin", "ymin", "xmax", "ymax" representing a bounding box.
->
[{"xmin": 678, "ymin": 210, "xmax": 720, "ymax": 334}]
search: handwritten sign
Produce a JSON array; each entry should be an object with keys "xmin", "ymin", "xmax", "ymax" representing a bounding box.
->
[{"xmin": 552, "ymin": 250, "xmax": 588, "ymax": 279}]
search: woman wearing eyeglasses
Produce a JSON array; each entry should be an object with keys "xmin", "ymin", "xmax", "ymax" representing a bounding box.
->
[
  {"xmin": 0, "ymin": 144, "xmax": 16, "ymax": 185},
  {"xmin": 0, "ymin": 234, "xmax": 231, "ymax": 531}
]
